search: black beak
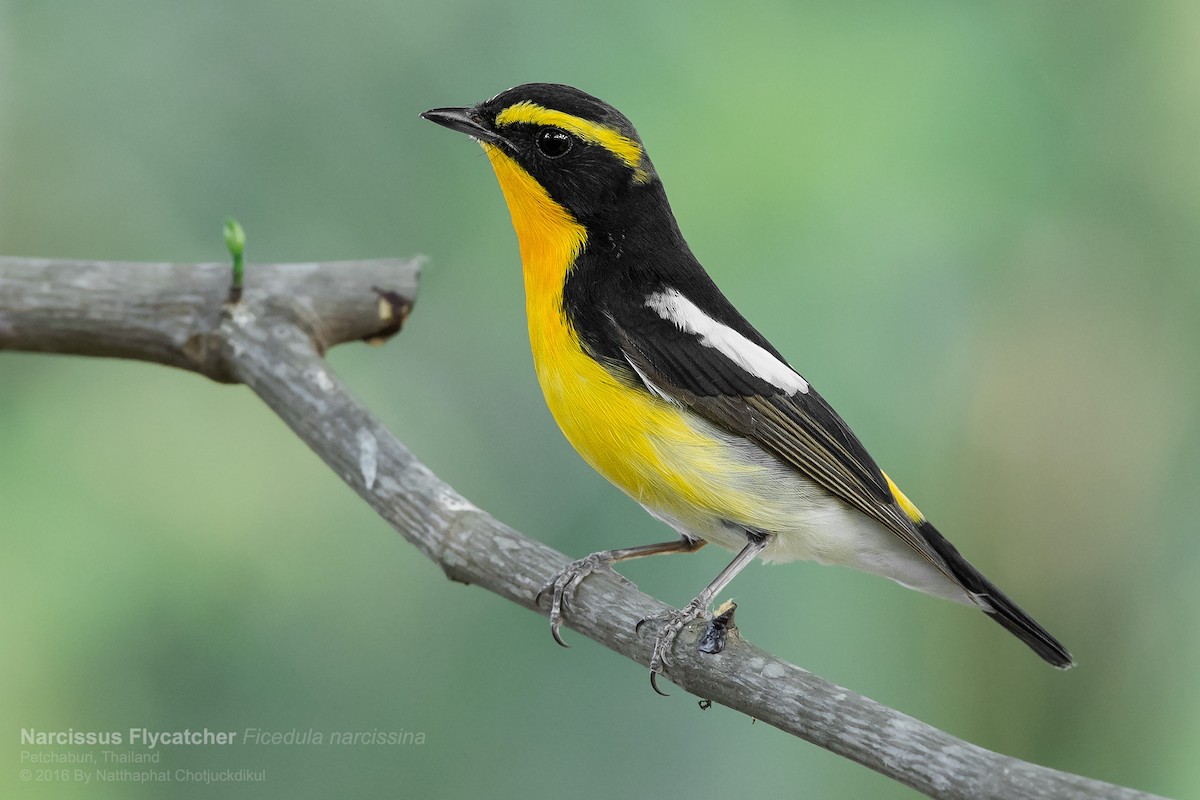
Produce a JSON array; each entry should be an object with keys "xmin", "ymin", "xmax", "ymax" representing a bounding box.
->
[{"xmin": 421, "ymin": 106, "xmax": 510, "ymax": 147}]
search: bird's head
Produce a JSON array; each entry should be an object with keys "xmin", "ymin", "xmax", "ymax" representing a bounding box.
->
[{"xmin": 422, "ymin": 83, "xmax": 658, "ymax": 227}]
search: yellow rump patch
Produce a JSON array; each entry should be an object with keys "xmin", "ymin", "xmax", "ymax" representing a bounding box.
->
[
  {"xmin": 495, "ymin": 101, "xmax": 647, "ymax": 181},
  {"xmin": 883, "ymin": 472, "xmax": 926, "ymax": 524}
]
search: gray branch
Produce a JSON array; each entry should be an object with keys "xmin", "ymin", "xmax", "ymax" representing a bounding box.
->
[{"xmin": 0, "ymin": 255, "xmax": 1165, "ymax": 800}]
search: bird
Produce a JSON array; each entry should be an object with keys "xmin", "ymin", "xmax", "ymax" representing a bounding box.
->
[{"xmin": 421, "ymin": 83, "xmax": 1073, "ymax": 689}]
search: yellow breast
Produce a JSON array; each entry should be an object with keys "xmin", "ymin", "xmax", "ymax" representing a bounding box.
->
[{"xmin": 482, "ymin": 144, "xmax": 764, "ymax": 524}]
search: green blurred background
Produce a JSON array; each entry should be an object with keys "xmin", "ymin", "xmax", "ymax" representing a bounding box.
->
[{"xmin": 2, "ymin": 2, "xmax": 1198, "ymax": 798}]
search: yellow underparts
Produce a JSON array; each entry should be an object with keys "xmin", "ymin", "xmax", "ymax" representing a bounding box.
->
[
  {"xmin": 481, "ymin": 143, "xmax": 762, "ymax": 524},
  {"xmin": 883, "ymin": 472, "xmax": 925, "ymax": 524},
  {"xmin": 494, "ymin": 102, "xmax": 649, "ymax": 183}
]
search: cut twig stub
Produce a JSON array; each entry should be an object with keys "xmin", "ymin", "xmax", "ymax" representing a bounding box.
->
[
  {"xmin": 367, "ymin": 286, "xmax": 414, "ymax": 344},
  {"xmin": 698, "ymin": 600, "xmax": 737, "ymax": 655}
]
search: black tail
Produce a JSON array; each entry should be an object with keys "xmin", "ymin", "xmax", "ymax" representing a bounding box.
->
[{"xmin": 918, "ymin": 521, "xmax": 1074, "ymax": 669}]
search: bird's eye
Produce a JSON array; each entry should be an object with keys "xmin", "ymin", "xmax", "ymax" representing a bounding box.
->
[{"xmin": 535, "ymin": 128, "xmax": 573, "ymax": 158}]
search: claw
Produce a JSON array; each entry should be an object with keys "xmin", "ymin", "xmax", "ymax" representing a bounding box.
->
[
  {"xmin": 549, "ymin": 617, "xmax": 569, "ymax": 648},
  {"xmin": 637, "ymin": 598, "xmax": 713, "ymax": 694},
  {"xmin": 537, "ymin": 552, "xmax": 632, "ymax": 647}
]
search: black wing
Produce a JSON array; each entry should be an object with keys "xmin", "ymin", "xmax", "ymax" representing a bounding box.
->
[{"xmin": 596, "ymin": 285, "xmax": 956, "ymax": 579}]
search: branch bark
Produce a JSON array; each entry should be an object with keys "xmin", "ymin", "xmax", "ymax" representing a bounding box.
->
[{"xmin": 0, "ymin": 256, "xmax": 1166, "ymax": 800}]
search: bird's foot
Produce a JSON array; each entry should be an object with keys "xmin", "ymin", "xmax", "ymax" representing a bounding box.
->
[
  {"xmin": 636, "ymin": 597, "xmax": 712, "ymax": 695},
  {"xmin": 536, "ymin": 552, "xmax": 635, "ymax": 647}
]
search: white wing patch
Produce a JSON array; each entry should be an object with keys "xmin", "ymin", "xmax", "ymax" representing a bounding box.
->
[{"xmin": 645, "ymin": 288, "xmax": 810, "ymax": 395}]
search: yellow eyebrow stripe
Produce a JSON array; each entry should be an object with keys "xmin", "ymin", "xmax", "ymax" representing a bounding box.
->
[{"xmin": 495, "ymin": 101, "xmax": 646, "ymax": 176}]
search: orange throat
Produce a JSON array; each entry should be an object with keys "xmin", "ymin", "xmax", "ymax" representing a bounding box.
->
[{"xmin": 481, "ymin": 143, "xmax": 586, "ymax": 308}]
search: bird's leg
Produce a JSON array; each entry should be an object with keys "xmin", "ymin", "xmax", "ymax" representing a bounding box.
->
[
  {"xmin": 637, "ymin": 538, "xmax": 768, "ymax": 694},
  {"xmin": 537, "ymin": 537, "xmax": 705, "ymax": 647}
]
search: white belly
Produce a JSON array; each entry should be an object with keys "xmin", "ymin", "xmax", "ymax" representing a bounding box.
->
[{"xmin": 639, "ymin": 414, "xmax": 972, "ymax": 605}]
